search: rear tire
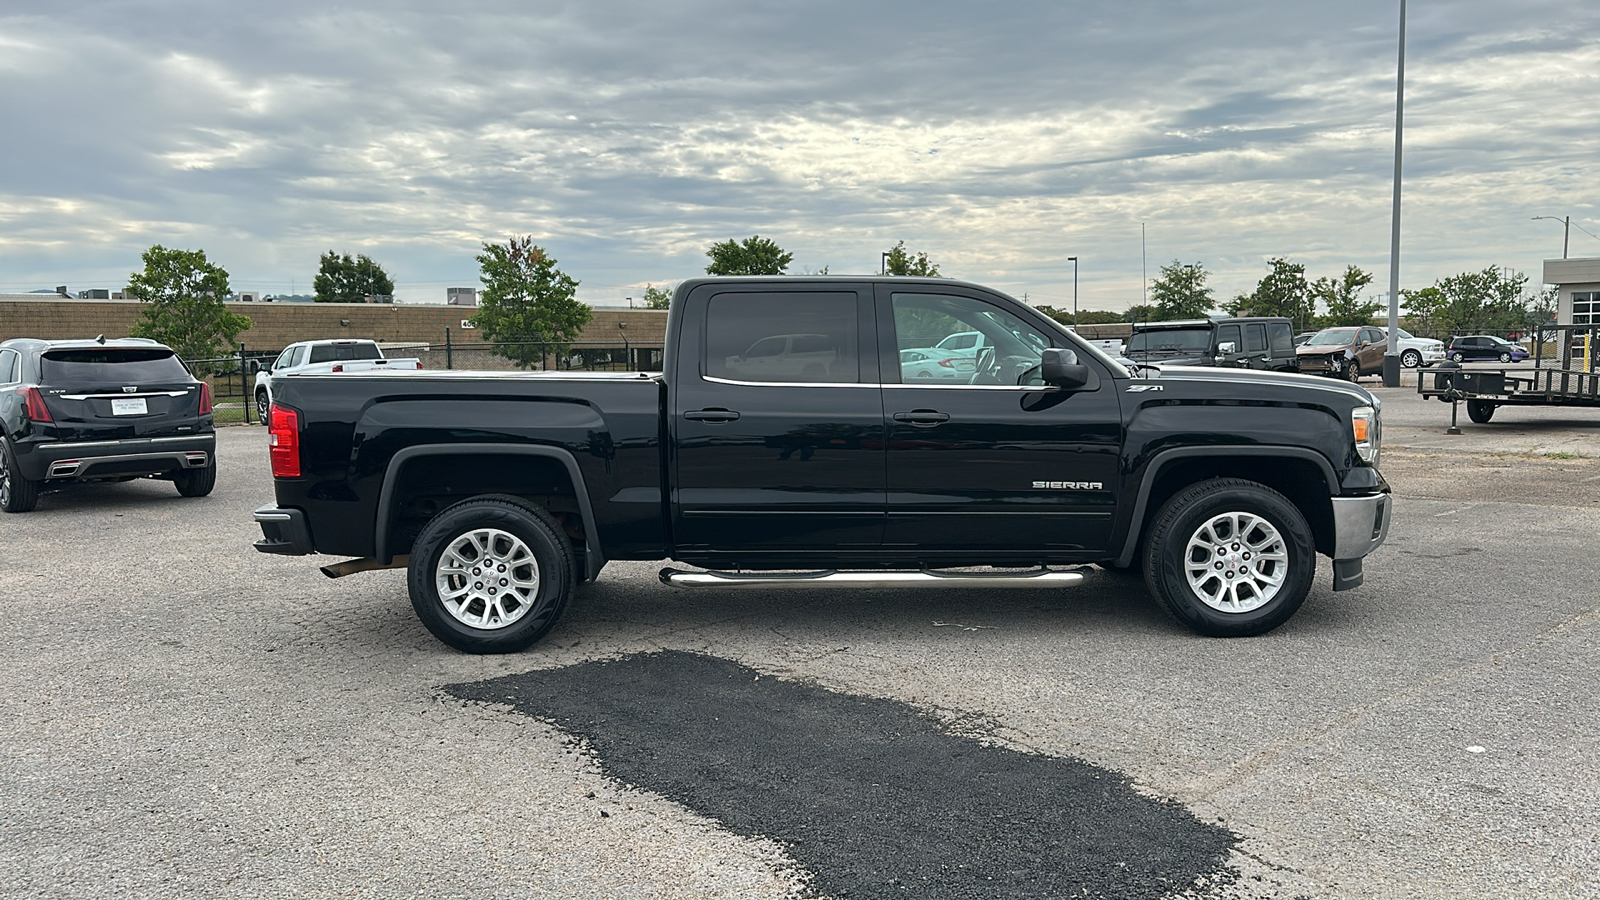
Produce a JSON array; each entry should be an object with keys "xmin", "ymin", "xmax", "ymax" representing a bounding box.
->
[
  {"xmin": 1449, "ymin": 351, "xmax": 1464, "ymax": 362},
  {"xmin": 408, "ymin": 497, "xmax": 573, "ymax": 653},
  {"xmin": 174, "ymin": 462, "xmax": 217, "ymax": 497},
  {"xmin": 1466, "ymin": 400, "xmax": 1496, "ymax": 424},
  {"xmin": 1143, "ymin": 478, "xmax": 1315, "ymax": 637},
  {"xmin": 255, "ymin": 390, "xmax": 270, "ymax": 425},
  {"xmin": 0, "ymin": 438, "xmax": 41, "ymax": 513}
]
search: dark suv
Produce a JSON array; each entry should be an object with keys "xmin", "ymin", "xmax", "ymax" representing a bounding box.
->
[
  {"xmin": 0, "ymin": 338, "xmax": 216, "ymax": 512},
  {"xmin": 1124, "ymin": 316, "xmax": 1299, "ymax": 371}
]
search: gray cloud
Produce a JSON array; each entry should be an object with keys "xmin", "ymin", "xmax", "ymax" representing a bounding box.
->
[{"xmin": 2, "ymin": 0, "xmax": 1598, "ymax": 308}]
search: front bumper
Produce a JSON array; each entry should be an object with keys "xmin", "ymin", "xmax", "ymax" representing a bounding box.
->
[
  {"xmin": 253, "ymin": 504, "xmax": 315, "ymax": 555},
  {"xmin": 1327, "ymin": 492, "xmax": 1391, "ymax": 592},
  {"xmin": 1296, "ymin": 354, "xmax": 1347, "ymax": 376},
  {"xmin": 17, "ymin": 433, "xmax": 216, "ymax": 481}
]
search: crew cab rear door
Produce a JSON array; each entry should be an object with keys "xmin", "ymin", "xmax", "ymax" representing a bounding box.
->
[
  {"xmin": 670, "ymin": 282, "xmax": 884, "ymax": 554},
  {"xmin": 875, "ymin": 285, "xmax": 1122, "ymax": 556}
]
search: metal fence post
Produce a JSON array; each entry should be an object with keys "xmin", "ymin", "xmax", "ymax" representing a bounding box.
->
[
  {"xmin": 240, "ymin": 341, "xmax": 248, "ymax": 424},
  {"xmin": 445, "ymin": 327, "xmax": 453, "ymax": 370}
]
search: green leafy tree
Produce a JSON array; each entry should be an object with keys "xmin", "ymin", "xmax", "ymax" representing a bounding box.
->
[
  {"xmin": 1150, "ymin": 260, "xmax": 1215, "ymax": 320},
  {"xmin": 125, "ymin": 245, "xmax": 252, "ymax": 361},
  {"xmin": 1428, "ymin": 267, "xmax": 1533, "ymax": 336},
  {"xmin": 705, "ymin": 235, "xmax": 792, "ymax": 275},
  {"xmin": 883, "ymin": 241, "xmax": 941, "ymax": 276},
  {"xmin": 313, "ymin": 251, "xmax": 395, "ymax": 303},
  {"xmin": 1310, "ymin": 265, "xmax": 1380, "ymax": 327},
  {"xmin": 1225, "ymin": 258, "xmax": 1315, "ymax": 331},
  {"xmin": 1122, "ymin": 304, "xmax": 1159, "ymax": 323},
  {"xmin": 641, "ymin": 284, "xmax": 673, "ymax": 309},
  {"xmin": 469, "ymin": 237, "xmax": 591, "ymax": 370},
  {"xmin": 1400, "ymin": 286, "xmax": 1446, "ymax": 336}
]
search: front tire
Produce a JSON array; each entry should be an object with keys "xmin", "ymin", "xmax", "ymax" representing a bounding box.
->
[
  {"xmin": 174, "ymin": 462, "xmax": 217, "ymax": 497},
  {"xmin": 255, "ymin": 390, "xmax": 270, "ymax": 425},
  {"xmin": 1143, "ymin": 478, "xmax": 1315, "ymax": 637},
  {"xmin": 1466, "ymin": 400, "xmax": 1496, "ymax": 424},
  {"xmin": 407, "ymin": 497, "xmax": 573, "ymax": 653},
  {"xmin": 1346, "ymin": 361, "xmax": 1361, "ymax": 382},
  {"xmin": 1401, "ymin": 349, "xmax": 1422, "ymax": 368},
  {"xmin": 1498, "ymin": 352, "xmax": 1512, "ymax": 363},
  {"xmin": 0, "ymin": 438, "xmax": 41, "ymax": 513}
]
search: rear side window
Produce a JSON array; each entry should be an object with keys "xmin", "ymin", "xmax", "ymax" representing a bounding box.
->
[
  {"xmin": 704, "ymin": 292, "xmax": 859, "ymax": 383},
  {"xmin": 308, "ymin": 343, "xmax": 383, "ymax": 364},
  {"xmin": 40, "ymin": 349, "xmax": 190, "ymax": 385},
  {"xmin": 1268, "ymin": 322, "xmax": 1292, "ymax": 352},
  {"xmin": 0, "ymin": 349, "xmax": 18, "ymax": 384},
  {"xmin": 1246, "ymin": 323, "xmax": 1267, "ymax": 352}
]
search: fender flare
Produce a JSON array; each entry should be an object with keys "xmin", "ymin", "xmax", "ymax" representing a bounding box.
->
[
  {"xmin": 375, "ymin": 443, "xmax": 605, "ymax": 580},
  {"xmin": 1113, "ymin": 446, "xmax": 1339, "ymax": 568}
]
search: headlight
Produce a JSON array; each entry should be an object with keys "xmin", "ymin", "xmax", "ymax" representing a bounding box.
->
[{"xmin": 1352, "ymin": 405, "xmax": 1380, "ymax": 464}]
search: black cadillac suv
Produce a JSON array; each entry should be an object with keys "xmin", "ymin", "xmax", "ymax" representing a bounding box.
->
[{"xmin": 0, "ymin": 337, "xmax": 216, "ymax": 512}]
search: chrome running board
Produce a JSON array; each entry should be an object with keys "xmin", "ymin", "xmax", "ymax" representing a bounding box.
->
[{"xmin": 659, "ymin": 566, "xmax": 1088, "ymax": 589}]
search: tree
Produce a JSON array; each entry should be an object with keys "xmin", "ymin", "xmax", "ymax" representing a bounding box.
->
[
  {"xmin": 469, "ymin": 237, "xmax": 591, "ymax": 370},
  {"xmin": 641, "ymin": 284, "xmax": 673, "ymax": 309},
  {"xmin": 314, "ymin": 251, "xmax": 395, "ymax": 303},
  {"xmin": 1400, "ymin": 286, "xmax": 1446, "ymax": 335},
  {"xmin": 705, "ymin": 235, "xmax": 792, "ymax": 275},
  {"xmin": 1225, "ymin": 258, "xmax": 1315, "ymax": 331},
  {"xmin": 1037, "ymin": 307, "xmax": 1124, "ymax": 326},
  {"xmin": 125, "ymin": 245, "xmax": 252, "ymax": 361},
  {"xmin": 883, "ymin": 241, "xmax": 940, "ymax": 277},
  {"xmin": 1149, "ymin": 260, "xmax": 1215, "ymax": 320},
  {"xmin": 1310, "ymin": 265, "xmax": 1380, "ymax": 327},
  {"xmin": 1122, "ymin": 304, "xmax": 1159, "ymax": 323},
  {"xmin": 1428, "ymin": 267, "xmax": 1532, "ymax": 336}
]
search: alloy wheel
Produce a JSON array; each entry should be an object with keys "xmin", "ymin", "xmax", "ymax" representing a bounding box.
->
[
  {"xmin": 1182, "ymin": 511, "xmax": 1288, "ymax": 613},
  {"xmin": 434, "ymin": 527, "xmax": 541, "ymax": 630}
]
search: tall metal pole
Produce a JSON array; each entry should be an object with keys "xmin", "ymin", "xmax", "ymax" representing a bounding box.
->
[
  {"xmin": 1383, "ymin": 0, "xmax": 1407, "ymax": 388},
  {"xmin": 1068, "ymin": 256, "xmax": 1079, "ymax": 327}
]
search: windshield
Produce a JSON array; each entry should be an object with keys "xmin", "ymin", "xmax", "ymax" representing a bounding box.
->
[
  {"xmin": 1305, "ymin": 328, "xmax": 1358, "ymax": 347},
  {"xmin": 1126, "ymin": 328, "xmax": 1211, "ymax": 354}
]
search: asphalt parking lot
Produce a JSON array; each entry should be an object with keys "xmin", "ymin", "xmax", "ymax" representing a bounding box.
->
[{"xmin": 3, "ymin": 374, "xmax": 1598, "ymax": 899}]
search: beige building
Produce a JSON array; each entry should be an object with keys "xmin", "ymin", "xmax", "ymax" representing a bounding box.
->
[{"xmin": 1543, "ymin": 257, "xmax": 1600, "ymax": 325}]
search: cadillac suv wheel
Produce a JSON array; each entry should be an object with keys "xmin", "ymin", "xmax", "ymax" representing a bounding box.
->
[
  {"xmin": 174, "ymin": 461, "xmax": 217, "ymax": 497},
  {"xmin": 0, "ymin": 438, "xmax": 41, "ymax": 513},
  {"xmin": 1144, "ymin": 478, "xmax": 1315, "ymax": 637},
  {"xmin": 407, "ymin": 497, "xmax": 573, "ymax": 653}
]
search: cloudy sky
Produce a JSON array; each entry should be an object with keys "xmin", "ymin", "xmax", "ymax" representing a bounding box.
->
[{"xmin": 3, "ymin": 0, "xmax": 1597, "ymax": 310}]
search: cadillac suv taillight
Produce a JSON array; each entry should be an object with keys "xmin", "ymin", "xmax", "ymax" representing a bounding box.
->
[
  {"xmin": 268, "ymin": 404, "xmax": 301, "ymax": 477},
  {"xmin": 22, "ymin": 387, "xmax": 52, "ymax": 422},
  {"xmin": 198, "ymin": 382, "xmax": 213, "ymax": 415}
]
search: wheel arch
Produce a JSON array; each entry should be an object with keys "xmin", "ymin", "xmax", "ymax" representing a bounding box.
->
[
  {"xmin": 375, "ymin": 443, "xmax": 605, "ymax": 581},
  {"xmin": 1115, "ymin": 447, "xmax": 1338, "ymax": 567}
]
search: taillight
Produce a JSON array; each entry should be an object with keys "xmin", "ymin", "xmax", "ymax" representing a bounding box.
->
[
  {"xmin": 198, "ymin": 382, "xmax": 213, "ymax": 415},
  {"xmin": 22, "ymin": 387, "xmax": 53, "ymax": 422},
  {"xmin": 331, "ymin": 364, "xmax": 343, "ymax": 372},
  {"xmin": 268, "ymin": 404, "xmax": 301, "ymax": 478},
  {"xmin": 938, "ymin": 358, "xmax": 957, "ymax": 368}
]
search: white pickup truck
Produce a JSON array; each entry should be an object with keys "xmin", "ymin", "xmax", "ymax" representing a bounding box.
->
[{"xmin": 254, "ymin": 339, "xmax": 421, "ymax": 423}]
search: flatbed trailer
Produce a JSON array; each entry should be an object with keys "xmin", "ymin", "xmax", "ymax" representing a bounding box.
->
[{"xmin": 1418, "ymin": 324, "xmax": 1600, "ymax": 424}]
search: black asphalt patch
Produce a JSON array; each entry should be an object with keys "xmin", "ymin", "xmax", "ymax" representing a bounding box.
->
[{"xmin": 448, "ymin": 651, "xmax": 1238, "ymax": 899}]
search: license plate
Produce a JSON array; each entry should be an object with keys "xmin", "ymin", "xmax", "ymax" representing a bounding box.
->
[{"xmin": 111, "ymin": 397, "xmax": 148, "ymax": 416}]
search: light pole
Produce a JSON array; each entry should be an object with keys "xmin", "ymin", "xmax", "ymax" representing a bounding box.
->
[
  {"xmin": 1068, "ymin": 256, "xmax": 1079, "ymax": 327},
  {"xmin": 1532, "ymin": 216, "xmax": 1571, "ymax": 259},
  {"xmin": 881, "ymin": 252, "xmax": 891, "ymax": 275},
  {"xmin": 1383, "ymin": 0, "xmax": 1408, "ymax": 388}
]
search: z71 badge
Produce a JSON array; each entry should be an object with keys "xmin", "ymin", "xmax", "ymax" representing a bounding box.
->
[{"xmin": 1032, "ymin": 481, "xmax": 1103, "ymax": 490}]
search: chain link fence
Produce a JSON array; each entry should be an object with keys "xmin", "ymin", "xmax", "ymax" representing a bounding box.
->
[{"xmin": 183, "ymin": 336, "xmax": 665, "ymax": 425}]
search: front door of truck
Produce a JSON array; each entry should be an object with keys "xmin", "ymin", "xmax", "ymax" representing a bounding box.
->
[
  {"xmin": 875, "ymin": 286, "xmax": 1122, "ymax": 557},
  {"xmin": 671, "ymin": 282, "xmax": 884, "ymax": 556}
]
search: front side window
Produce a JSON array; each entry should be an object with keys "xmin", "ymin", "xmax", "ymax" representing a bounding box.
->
[
  {"xmin": 892, "ymin": 293, "xmax": 1048, "ymax": 385},
  {"xmin": 273, "ymin": 347, "xmax": 296, "ymax": 370},
  {"xmin": 705, "ymin": 292, "xmax": 859, "ymax": 383},
  {"xmin": 1216, "ymin": 324, "xmax": 1241, "ymax": 351}
]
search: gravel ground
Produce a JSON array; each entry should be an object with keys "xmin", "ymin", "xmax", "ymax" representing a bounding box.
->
[{"xmin": 3, "ymin": 385, "xmax": 1598, "ymax": 899}]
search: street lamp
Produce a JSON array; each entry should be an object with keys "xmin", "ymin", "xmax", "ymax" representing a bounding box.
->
[
  {"xmin": 1067, "ymin": 256, "xmax": 1079, "ymax": 328},
  {"xmin": 881, "ymin": 252, "xmax": 891, "ymax": 275},
  {"xmin": 1532, "ymin": 216, "xmax": 1571, "ymax": 259}
]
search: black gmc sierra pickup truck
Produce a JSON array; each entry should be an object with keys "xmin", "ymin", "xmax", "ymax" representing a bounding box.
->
[{"xmin": 253, "ymin": 276, "xmax": 1390, "ymax": 653}]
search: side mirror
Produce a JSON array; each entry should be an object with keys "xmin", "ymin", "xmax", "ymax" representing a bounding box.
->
[
  {"xmin": 1041, "ymin": 348, "xmax": 1090, "ymax": 389},
  {"xmin": 1216, "ymin": 341, "xmax": 1237, "ymax": 356}
]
